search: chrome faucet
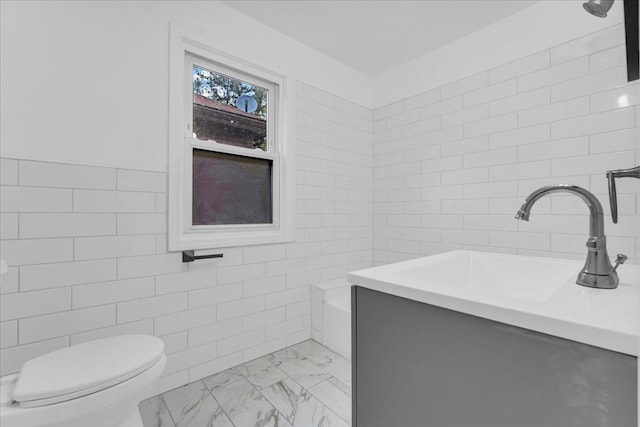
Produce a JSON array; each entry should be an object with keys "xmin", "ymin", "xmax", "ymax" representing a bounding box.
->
[{"xmin": 515, "ymin": 184, "xmax": 626, "ymax": 289}]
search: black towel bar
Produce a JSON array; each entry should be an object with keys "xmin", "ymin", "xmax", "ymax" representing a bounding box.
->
[{"xmin": 182, "ymin": 250, "xmax": 223, "ymax": 263}]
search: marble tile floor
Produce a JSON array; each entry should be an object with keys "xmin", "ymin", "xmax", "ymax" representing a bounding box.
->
[{"xmin": 139, "ymin": 340, "xmax": 352, "ymax": 427}]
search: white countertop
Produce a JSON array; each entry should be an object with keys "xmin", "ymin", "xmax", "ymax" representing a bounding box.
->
[{"xmin": 348, "ymin": 250, "xmax": 640, "ymax": 356}]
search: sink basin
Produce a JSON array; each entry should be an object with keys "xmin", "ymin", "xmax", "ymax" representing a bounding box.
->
[
  {"xmin": 397, "ymin": 251, "xmax": 579, "ymax": 302},
  {"xmin": 348, "ymin": 250, "xmax": 640, "ymax": 355}
]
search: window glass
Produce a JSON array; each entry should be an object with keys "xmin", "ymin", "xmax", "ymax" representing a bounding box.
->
[
  {"xmin": 192, "ymin": 148, "xmax": 273, "ymax": 225},
  {"xmin": 192, "ymin": 65, "xmax": 268, "ymax": 151}
]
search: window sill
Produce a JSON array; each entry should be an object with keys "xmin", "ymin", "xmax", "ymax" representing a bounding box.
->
[{"xmin": 168, "ymin": 228, "xmax": 293, "ymax": 251}]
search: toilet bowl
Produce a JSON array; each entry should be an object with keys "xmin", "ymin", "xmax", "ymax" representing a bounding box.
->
[{"xmin": 0, "ymin": 335, "xmax": 166, "ymax": 427}]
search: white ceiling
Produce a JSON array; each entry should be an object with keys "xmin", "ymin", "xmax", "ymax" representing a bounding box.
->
[{"xmin": 222, "ymin": 0, "xmax": 540, "ymax": 77}]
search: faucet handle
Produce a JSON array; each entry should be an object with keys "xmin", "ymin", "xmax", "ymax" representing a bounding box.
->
[
  {"xmin": 612, "ymin": 254, "xmax": 628, "ymax": 272},
  {"xmin": 606, "ymin": 166, "xmax": 640, "ymax": 224},
  {"xmin": 607, "ymin": 171, "xmax": 619, "ymax": 224}
]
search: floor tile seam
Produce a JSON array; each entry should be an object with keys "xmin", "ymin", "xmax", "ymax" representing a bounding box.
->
[
  {"xmin": 290, "ymin": 382, "xmax": 349, "ymax": 427},
  {"xmin": 321, "ymin": 403, "xmax": 351, "ymax": 427},
  {"xmin": 201, "ymin": 365, "xmax": 269, "ymax": 425},
  {"xmin": 201, "ymin": 379, "xmax": 240, "ymax": 427},
  {"xmin": 327, "ymin": 375, "xmax": 351, "ymax": 391},
  {"xmin": 251, "ymin": 357, "xmax": 290, "ymax": 389},
  {"xmin": 202, "ymin": 368, "xmax": 244, "ymax": 393},
  {"xmin": 157, "ymin": 394, "xmax": 178, "ymax": 427},
  {"xmin": 163, "ymin": 380, "xmax": 218, "ymax": 427},
  {"xmin": 276, "ymin": 340, "xmax": 327, "ymax": 362},
  {"xmin": 256, "ymin": 381, "xmax": 298, "ymax": 426},
  {"xmin": 244, "ymin": 377, "xmax": 291, "ymax": 427},
  {"xmin": 269, "ymin": 347, "xmax": 337, "ymax": 382},
  {"xmin": 140, "ymin": 395, "xmax": 178, "ymax": 427},
  {"xmin": 213, "ymin": 398, "xmax": 239, "ymax": 427},
  {"xmin": 285, "ymin": 359, "xmax": 334, "ymax": 390},
  {"xmin": 322, "ymin": 402, "xmax": 351, "ymax": 426},
  {"xmin": 232, "ymin": 357, "xmax": 290, "ymax": 391},
  {"xmin": 214, "ymin": 375, "xmax": 290, "ymax": 427},
  {"xmin": 257, "ymin": 374, "xmax": 349, "ymax": 427},
  {"xmin": 284, "ymin": 373, "xmax": 333, "ymax": 406},
  {"xmin": 306, "ymin": 376, "xmax": 352, "ymax": 426},
  {"xmin": 241, "ymin": 352, "xmax": 289, "ymax": 371},
  {"xmin": 306, "ymin": 358, "xmax": 341, "ymax": 379},
  {"xmin": 288, "ymin": 342, "xmax": 349, "ymax": 377},
  {"xmin": 278, "ymin": 363, "xmax": 332, "ymax": 390}
]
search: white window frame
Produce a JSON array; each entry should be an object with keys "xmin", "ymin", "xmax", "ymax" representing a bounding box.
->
[{"xmin": 168, "ymin": 27, "xmax": 294, "ymax": 251}]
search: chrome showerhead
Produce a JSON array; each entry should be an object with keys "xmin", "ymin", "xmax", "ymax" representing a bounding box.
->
[{"xmin": 582, "ymin": 0, "xmax": 614, "ymax": 18}]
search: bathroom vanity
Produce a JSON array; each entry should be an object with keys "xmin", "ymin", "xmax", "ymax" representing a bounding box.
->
[{"xmin": 348, "ymin": 251, "xmax": 639, "ymax": 427}]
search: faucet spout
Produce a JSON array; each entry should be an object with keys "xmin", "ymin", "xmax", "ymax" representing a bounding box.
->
[
  {"xmin": 515, "ymin": 184, "xmax": 619, "ymax": 289},
  {"xmin": 516, "ymin": 184, "xmax": 605, "ymax": 239}
]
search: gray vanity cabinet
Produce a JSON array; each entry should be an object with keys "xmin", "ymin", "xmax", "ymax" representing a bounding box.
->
[{"xmin": 351, "ymin": 286, "xmax": 637, "ymax": 427}]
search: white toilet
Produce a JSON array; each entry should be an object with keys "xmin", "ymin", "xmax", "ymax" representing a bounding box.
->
[{"xmin": 0, "ymin": 335, "xmax": 166, "ymax": 427}]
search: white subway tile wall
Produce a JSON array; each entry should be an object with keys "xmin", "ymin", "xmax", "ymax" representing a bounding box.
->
[
  {"xmin": 0, "ymin": 83, "xmax": 373, "ymax": 395},
  {"xmin": 373, "ymin": 23, "xmax": 639, "ymax": 265}
]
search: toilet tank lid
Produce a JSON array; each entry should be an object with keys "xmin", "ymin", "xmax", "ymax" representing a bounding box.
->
[{"xmin": 12, "ymin": 335, "xmax": 164, "ymax": 404}]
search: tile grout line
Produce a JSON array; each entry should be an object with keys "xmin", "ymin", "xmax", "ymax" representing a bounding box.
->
[
  {"xmin": 159, "ymin": 394, "xmax": 178, "ymax": 427},
  {"xmin": 200, "ymin": 379, "xmax": 239, "ymax": 427}
]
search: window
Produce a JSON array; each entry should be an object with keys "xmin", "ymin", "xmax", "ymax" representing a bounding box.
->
[
  {"xmin": 192, "ymin": 64, "xmax": 268, "ymax": 151},
  {"xmin": 168, "ymin": 30, "xmax": 294, "ymax": 251}
]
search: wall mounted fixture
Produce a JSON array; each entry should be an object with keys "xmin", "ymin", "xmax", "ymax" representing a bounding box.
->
[
  {"xmin": 181, "ymin": 250, "xmax": 223, "ymax": 263},
  {"xmin": 583, "ymin": 0, "xmax": 639, "ymax": 81},
  {"xmin": 583, "ymin": 0, "xmax": 615, "ymax": 17},
  {"xmin": 582, "ymin": 0, "xmax": 614, "ymax": 18},
  {"xmin": 606, "ymin": 165, "xmax": 640, "ymax": 223}
]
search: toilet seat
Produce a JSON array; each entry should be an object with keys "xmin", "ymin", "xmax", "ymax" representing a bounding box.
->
[{"xmin": 12, "ymin": 335, "xmax": 164, "ymax": 408}]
